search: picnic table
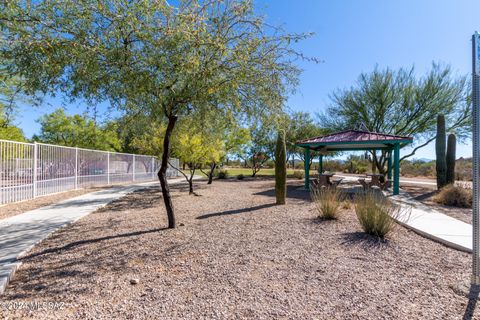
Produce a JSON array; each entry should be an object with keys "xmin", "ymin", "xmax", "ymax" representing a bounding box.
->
[
  {"xmin": 358, "ymin": 173, "xmax": 390, "ymax": 190},
  {"xmin": 311, "ymin": 173, "xmax": 343, "ymax": 188}
]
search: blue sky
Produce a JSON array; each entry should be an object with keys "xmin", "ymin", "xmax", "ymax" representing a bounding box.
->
[{"xmin": 17, "ymin": 0, "xmax": 480, "ymax": 159}]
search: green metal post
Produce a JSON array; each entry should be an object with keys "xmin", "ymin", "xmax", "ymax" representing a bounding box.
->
[
  {"xmin": 387, "ymin": 150, "xmax": 392, "ymax": 180},
  {"xmin": 304, "ymin": 148, "xmax": 310, "ymax": 190},
  {"xmin": 319, "ymin": 154, "xmax": 323, "ymax": 174},
  {"xmin": 393, "ymin": 143, "xmax": 400, "ymax": 195}
]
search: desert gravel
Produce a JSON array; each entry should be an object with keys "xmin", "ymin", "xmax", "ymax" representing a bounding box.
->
[{"xmin": 0, "ymin": 179, "xmax": 477, "ymax": 319}]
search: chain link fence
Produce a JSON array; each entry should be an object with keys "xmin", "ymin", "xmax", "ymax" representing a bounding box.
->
[{"xmin": 0, "ymin": 139, "xmax": 178, "ymax": 205}]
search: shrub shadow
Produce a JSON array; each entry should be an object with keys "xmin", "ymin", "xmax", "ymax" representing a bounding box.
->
[{"xmin": 340, "ymin": 232, "xmax": 390, "ymax": 249}]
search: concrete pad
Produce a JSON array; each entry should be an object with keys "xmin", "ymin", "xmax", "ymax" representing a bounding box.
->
[{"xmin": 0, "ymin": 177, "xmax": 191, "ymax": 294}]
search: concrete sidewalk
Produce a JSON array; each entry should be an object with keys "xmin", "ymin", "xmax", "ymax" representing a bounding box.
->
[
  {"xmin": 0, "ymin": 177, "xmax": 190, "ymax": 294},
  {"xmin": 388, "ymin": 192, "xmax": 472, "ymax": 253}
]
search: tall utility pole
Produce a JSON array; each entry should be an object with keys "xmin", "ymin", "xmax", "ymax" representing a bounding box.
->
[{"xmin": 472, "ymin": 32, "xmax": 480, "ymax": 285}]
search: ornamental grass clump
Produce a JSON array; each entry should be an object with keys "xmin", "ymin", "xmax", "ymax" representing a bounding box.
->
[
  {"xmin": 310, "ymin": 186, "xmax": 343, "ymax": 220},
  {"xmin": 354, "ymin": 191, "xmax": 401, "ymax": 238}
]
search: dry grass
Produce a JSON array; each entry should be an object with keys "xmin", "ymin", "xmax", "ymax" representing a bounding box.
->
[
  {"xmin": 354, "ymin": 191, "xmax": 401, "ymax": 239},
  {"xmin": 293, "ymin": 170, "xmax": 304, "ymax": 180},
  {"xmin": 433, "ymin": 184, "xmax": 472, "ymax": 208},
  {"xmin": 310, "ymin": 186, "xmax": 343, "ymax": 219}
]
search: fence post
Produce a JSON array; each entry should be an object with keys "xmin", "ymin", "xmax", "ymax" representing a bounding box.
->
[
  {"xmin": 132, "ymin": 155, "xmax": 135, "ymax": 181},
  {"xmin": 32, "ymin": 142, "xmax": 38, "ymax": 198},
  {"xmin": 107, "ymin": 152, "xmax": 110, "ymax": 185},
  {"xmin": 75, "ymin": 147, "xmax": 78, "ymax": 189}
]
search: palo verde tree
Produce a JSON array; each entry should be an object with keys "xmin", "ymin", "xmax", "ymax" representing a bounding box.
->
[
  {"xmin": 170, "ymin": 110, "xmax": 224, "ymax": 194},
  {"xmin": 320, "ymin": 64, "xmax": 470, "ymax": 175},
  {"xmin": 1, "ymin": 1, "xmax": 309, "ymax": 228}
]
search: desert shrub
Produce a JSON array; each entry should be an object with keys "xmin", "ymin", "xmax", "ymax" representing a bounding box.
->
[
  {"xmin": 455, "ymin": 158, "xmax": 472, "ymax": 181},
  {"xmin": 310, "ymin": 186, "xmax": 343, "ymax": 219},
  {"xmin": 433, "ymin": 184, "xmax": 472, "ymax": 208},
  {"xmin": 293, "ymin": 170, "xmax": 304, "ymax": 180},
  {"xmin": 354, "ymin": 192, "xmax": 401, "ymax": 238},
  {"xmin": 323, "ymin": 160, "xmax": 344, "ymax": 173},
  {"xmin": 237, "ymin": 174, "xmax": 245, "ymax": 180},
  {"xmin": 216, "ymin": 169, "xmax": 228, "ymax": 179},
  {"xmin": 401, "ymin": 159, "xmax": 435, "ymax": 177}
]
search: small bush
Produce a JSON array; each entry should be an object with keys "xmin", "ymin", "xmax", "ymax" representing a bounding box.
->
[
  {"xmin": 237, "ymin": 174, "xmax": 245, "ymax": 180},
  {"xmin": 354, "ymin": 191, "xmax": 401, "ymax": 238},
  {"xmin": 216, "ymin": 169, "xmax": 228, "ymax": 179},
  {"xmin": 433, "ymin": 184, "xmax": 472, "ymax": 208},
  {"xmin": 293, "ymin": 170, "xmax": 304, "ymax": 180},
  {"xmin": 310, "ymin": 186, "xmax": 343, "ymax": 219}
]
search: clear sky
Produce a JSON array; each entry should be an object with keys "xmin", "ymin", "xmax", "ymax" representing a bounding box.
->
[{"xmin": 16, "ymin": 0, "xmax": 480, "ymax": 159}]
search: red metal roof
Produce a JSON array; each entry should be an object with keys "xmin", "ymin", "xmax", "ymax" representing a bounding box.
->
[{"xmin": 297, "ymin": 130, "xmax": 413, "ymax": 145}]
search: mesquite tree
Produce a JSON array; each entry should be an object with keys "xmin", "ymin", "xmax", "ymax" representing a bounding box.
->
[
  {"xmin": 321, "ymin": 64, "xmax": 471, "ymax": 175},
  {"xmin": 435, "ymin": 114, "xmax": 447, "ymax": 189},
  {"xmin": 446, "ymin": 133, "xmax": 456, "ymax": 185},
  {"xmin": 1, "ymin": 1, "xmax": 309, "ymax": 228},
  {"xmin": 275, "ymin": 130, "xmax": 286, "ymax": 205}
]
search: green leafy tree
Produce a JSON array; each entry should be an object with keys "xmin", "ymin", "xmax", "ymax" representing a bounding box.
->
[
  {"xmin": 0, "ymin": 64, "xmax": 38, "ymax": 141},
  {"xmin": 1, "ymin": 0, "xmax": 308, "ymax": 228},
  {"xmin": 320, "ymin": 64, "xmax": 470, "ymax": 175},
  {"xmin": 283, "ymin": 111, "xmax": 323, "ymax": 168},
  {"xmin": 171, "ymin": 117, "xmax": 224, "ymax": 194},
  {"xmin": 34, "ymin": 108, "xmax": 120, "ymax": 150},
  {"xmin": 0, "ymin": 123, "xmax": 25, "ymax": 141},
  {"xmin": 243, "ymin": 121, "xmax": 276, "ymax": 177}
]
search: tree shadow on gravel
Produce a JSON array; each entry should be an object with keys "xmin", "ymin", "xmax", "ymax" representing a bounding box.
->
[
  {"xmin": 253, "ymin": 185, "xmax": 310, "ymax": 201},
  {"xmin": 97, "ymin": 182, "xmax": 206, "ymax": 211},
  {"xmin": 340, "ymin": 232, "xmax": 390, "ymax": 250},
  {"xmin": 6, "ymin": 228, "xmax": 177, "ymax": 300},
  {"xmin": 21, "ymin": 227, "xmax": 168, "ymax": 260},
  {"xmin": 196, "ymin": 203, "xmax": 276, "ymax": 220}
]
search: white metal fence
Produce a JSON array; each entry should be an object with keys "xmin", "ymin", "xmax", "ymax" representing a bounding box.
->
[{"xmin": 0, "ymin": 139, "xmax": 179, "ymax": 205}]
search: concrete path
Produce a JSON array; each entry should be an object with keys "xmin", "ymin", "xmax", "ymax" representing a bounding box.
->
[
  {"xmin": 0, "ymin": 177, "xmax": 191, "ymax": 294},
  {"xmin": 387, "ymin": 191, "xmax": 472, "ymax": 253},
  {"xmin": 335, "ymin": 174, "xmax": 437, "ymax": 187}
]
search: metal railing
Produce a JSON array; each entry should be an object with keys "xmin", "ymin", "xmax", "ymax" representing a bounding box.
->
[{"xmin": 0, "ymin": 139, "xmax": 178, "ymax": 205}]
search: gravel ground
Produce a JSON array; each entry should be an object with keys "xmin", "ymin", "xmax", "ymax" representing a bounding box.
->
[
  {"xmin": 0, "ymin": 179, "xmax": 477, "ymax": 319},
  {"xmin": 0, "ymin": 187, "xmax": 111, "ymax": 221}
]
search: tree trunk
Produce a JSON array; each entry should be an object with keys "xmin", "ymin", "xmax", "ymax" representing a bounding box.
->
[
  {"xmin": 207, "ymin": 161, "xmax": 216, "ymax": 184},
  {"xmin": 158, "ymin": 115, "xmax": 178, "ymax": 229},
  {"xmin": 188, "ymin": 177, "xmax": 194, "ymax": 194}
]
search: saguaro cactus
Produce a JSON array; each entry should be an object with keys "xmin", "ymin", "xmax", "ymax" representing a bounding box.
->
[
  {"xmin": 435, "ymin": 114, "xmax": 447, "ymax": 189},
  {"xmin": 275, "ymin": 130, "xmax": 287, "ymax": 205},
  {"xmin": 446, "ymin": 133, "xmax": 456, "ymax": 184}
]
